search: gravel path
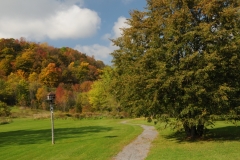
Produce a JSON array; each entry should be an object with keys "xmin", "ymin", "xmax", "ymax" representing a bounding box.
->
[{"xmin": 113, "ymin": 122, "xmax": 158, "ymax": 160}]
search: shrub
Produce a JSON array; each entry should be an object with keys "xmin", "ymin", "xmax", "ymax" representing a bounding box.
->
[{"xmin": 0, "ymin": 101, "xmax": 11, "ymax": 117}]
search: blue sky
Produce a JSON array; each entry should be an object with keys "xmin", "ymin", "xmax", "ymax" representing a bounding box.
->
[{"xmin": 0, "ymin": 0, "xmax": 146, "ymax": 64}]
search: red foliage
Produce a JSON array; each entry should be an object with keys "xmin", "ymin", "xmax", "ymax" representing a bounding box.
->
[
  {"xmin": 55, "ymin": 85, "xmax": 65, "ymax": 104},
  {"xmin": 88, "ymin": 65, "xmax": 100, "ymax": 81}
]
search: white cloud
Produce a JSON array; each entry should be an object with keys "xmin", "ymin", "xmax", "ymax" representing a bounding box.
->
[
  {"xmin": 75, "ymin": 16, "xmax": 129, "ymax": 65},
  {"xmin": 0, "ymin": 0, "xmax": 100, "ymax": 40},
  {"xmin": 112, "ymin": 16, "xmax": 129, "ymax": 38},
  {"xmin": 102, "ymin": 16, "xmax": 129, "ymax": 40},
  {"xmin": 47, "ymin": 5, "xmax": 100, "ymax": 39},
  {"xmin": 102, "ymin": 33, "xmax": 111, "ymax": 41},
  {"xmin": 75, "ymin": 44, "xmax": 117, "ymax": 64}
]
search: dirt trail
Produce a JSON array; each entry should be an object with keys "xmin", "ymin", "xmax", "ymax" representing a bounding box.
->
[{"xmin": 113, "ymin": 122, "xmax": 158, "ymax": 160}]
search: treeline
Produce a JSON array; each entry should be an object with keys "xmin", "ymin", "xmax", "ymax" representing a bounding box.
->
[{"xmin": 0, "ymin": 38, "xmax": 105, "ymax": 114}]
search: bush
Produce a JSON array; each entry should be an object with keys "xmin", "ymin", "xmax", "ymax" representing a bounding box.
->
[
  {"xmin": 0, "ymin": 101, "xmax": 11, "ymax": 117},
  {"xmin": 0, "ymin": 117, "xmax": 12, "ymax": 125}
]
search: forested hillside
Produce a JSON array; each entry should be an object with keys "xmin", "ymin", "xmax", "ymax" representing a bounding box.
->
[{"xmin": 0, "ymin": 38, "xmax": 105, "ymax": 114}]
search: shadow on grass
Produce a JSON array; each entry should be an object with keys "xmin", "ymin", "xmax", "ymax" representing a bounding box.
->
[
  {"xmin": 0, "ymin": 126, "xmax": 112, "ymax": 147},
  {"xmin": 164, "ymin": 126, "xmax": 240, "ymax": 143},
  {"xmin": 104, "ymin": 135, "xmax": 118, "ymax": 138}
]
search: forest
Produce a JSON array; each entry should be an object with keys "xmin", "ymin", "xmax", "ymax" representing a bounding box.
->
[{"xmin": 0, "ymin": 37, "xmax": 107, "ymax": 117}]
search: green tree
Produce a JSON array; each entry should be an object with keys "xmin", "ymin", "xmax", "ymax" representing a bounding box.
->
[
  {"xmin": 28, "ymin": 72, "xmax": 41, "ymax": 108},
  {"xmin": 68, "ymin": 61, "xmax": 89, "ymax": 84},
  {"xmin": 16, "ymin": 79, "xmax": 29, "ymax": 106},
  {"xmin": 89, "ymin": 67, "xmax": 119, "ymax": 112},
  {"xmin": 0, "ymin": 79, "xmax": 13, "ymax": 104},
  {"xmin": 0, "ymin": 101, "xmax": 11, "ymax": 117},
  {"xmin": 6, "ymin": 72, "xmax": 30, "ymax": 106},
  {"xmin": 77, "ymin": 92, "xmax": 92, "ymax": 112},
  {"xmin": 111, "ymin": 0, "xmax": 240, "ymax": 137},
  {"xmin": 74, "ymin": 92, "xmax": 86, "ymax": 113},
  {"xmin": 15, "ymin": 49, "xmax": 35, "ymax": 74},
  {"xmin": 0, "ymin": 55, "xmax": 13, "ymax": 77}
]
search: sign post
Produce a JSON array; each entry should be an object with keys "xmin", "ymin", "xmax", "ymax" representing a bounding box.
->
[{"xmin": 47, "ymin": 92, "xmax": 56, "ymax": 145}]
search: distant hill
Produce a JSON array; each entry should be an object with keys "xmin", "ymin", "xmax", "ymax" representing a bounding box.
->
[
  {"xmin": 0, "ymin": 38, "xmax": 105, "ymax": 83},
  {"xmin": 0, "ymin": 38, "xmax": 106, "ymax": 110}
]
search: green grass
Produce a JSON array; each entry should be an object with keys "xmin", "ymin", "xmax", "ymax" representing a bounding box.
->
[
  {"xmin": 130, "ymin": 119, "xmax": 240, "ymax": 160},
  {"xmin": 1, "ymin": 117, "xmax": 239, "ymax": 160},
  {"xmin": 0, "ymin": 118, "xmax": 142, "ymax": 160}
]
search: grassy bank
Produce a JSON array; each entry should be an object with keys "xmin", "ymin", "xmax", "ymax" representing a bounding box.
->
[{"xmin": 0, "ymin": 118, "xmax": 142, "ymax": 160}]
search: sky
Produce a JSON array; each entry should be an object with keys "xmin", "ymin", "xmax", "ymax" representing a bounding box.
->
[{"xmin": 0, "ymin": 0, "xmax": 146, "ymax": 65}]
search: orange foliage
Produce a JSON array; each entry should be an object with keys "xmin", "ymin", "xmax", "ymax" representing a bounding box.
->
[
  {"xmin": 80, "ymin": 81, "xmax": 93, "ymax": 92},
  {"xmin": 55, "ymin": 85, "xmax": 65, "ymax": 105}
]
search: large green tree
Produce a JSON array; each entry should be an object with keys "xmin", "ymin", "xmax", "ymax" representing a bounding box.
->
[{"xmin": 111, "ymin": 0, "xmax": 240, "ymax": 137}]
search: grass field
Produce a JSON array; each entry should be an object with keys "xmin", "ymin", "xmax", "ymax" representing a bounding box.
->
[
  {"xmin": 130, "ymin": 119, "xmax": 240, "ymax": 160},
  {"xmin": 1, "ymin": 117, "xmax": 240, "ymax": 160},
  {"xmin": 0, "ymin": 118, "xmax": 142, "ymax": 160}
]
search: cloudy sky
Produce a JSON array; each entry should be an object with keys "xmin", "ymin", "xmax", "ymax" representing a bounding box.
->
[{"xmin": 0, "ymin": 0, "xmax": 146, "ymax": 64}]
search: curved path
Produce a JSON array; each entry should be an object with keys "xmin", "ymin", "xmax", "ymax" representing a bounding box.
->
[{"xmin": 113, "ymin": 122, "xmax": 158, "ymax": 160}]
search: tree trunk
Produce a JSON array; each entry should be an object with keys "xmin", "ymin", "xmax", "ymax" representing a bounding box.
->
[
  {"xmin": 183, "ymin": 123, "xmax": 204, "ymax": 138},
  {"xmin": 183, "ymin": 123, "xmax": 191, "ymax": 137},
  {"xmin": 197, "ymin": 124, "xmax": 204, "ymax": 137}
]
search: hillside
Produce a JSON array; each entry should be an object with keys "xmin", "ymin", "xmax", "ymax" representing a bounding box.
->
[{"xmin": 0, "ymin": 38, "xmax": 105, "ymax": 112}]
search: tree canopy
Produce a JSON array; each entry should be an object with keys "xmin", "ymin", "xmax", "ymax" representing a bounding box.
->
[{"xmin": 111, "ymin": 0, "xmax": 240, "ymax": 137}]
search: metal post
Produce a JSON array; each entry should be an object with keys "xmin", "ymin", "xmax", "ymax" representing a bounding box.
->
[{"xmin": 50, "ymin": 103, "xmax": 54, "ymax": 144}]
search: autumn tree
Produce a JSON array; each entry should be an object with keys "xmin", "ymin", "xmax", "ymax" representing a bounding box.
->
[
  {"xmin": 55, "ymin": 83, "xmax": 79, "ymax": 112},
  {"xmin": 15, "ymin": 49, "xmax": 35, "ymax": 74},
  {"xmin": 0, "ymin": 56, "xmax": 13, "ymax": 77},
  {"xmin": 111, "ymin": 0, "xmax": 240, "ymax": 137},
  {"xmin": 68, "ymin": 61, "xmax": 89, "ymax": 83},
  {"xmin": 36, "ymin": 86, "xmax": 48, "ymax": 110},
  {"xmin": 80, "ymin": 81, "xmax": 93, "ymax": 92},
  {"xmin": 39, "ymin": 63, "xmax": 62, "ymax": 87},
  {"xmin": 0, "ymin": 38, "xmax": 21, "ymax": 57},
  {"xmin": 55, "ymin": 84, "xmax": 67, "ymax": 111}
]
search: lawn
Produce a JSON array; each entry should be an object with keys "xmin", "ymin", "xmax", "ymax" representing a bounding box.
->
[
  {"xmin": 130, "ymin": 119, "xmax": 240, "ymax": 160},
  {"xmin": 0, "ymin": 118, "xmax": 142, "ymax": 160},
  {"xmin": 1, "ymin": 117, "xmax": 239, "ymax": 160}
]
